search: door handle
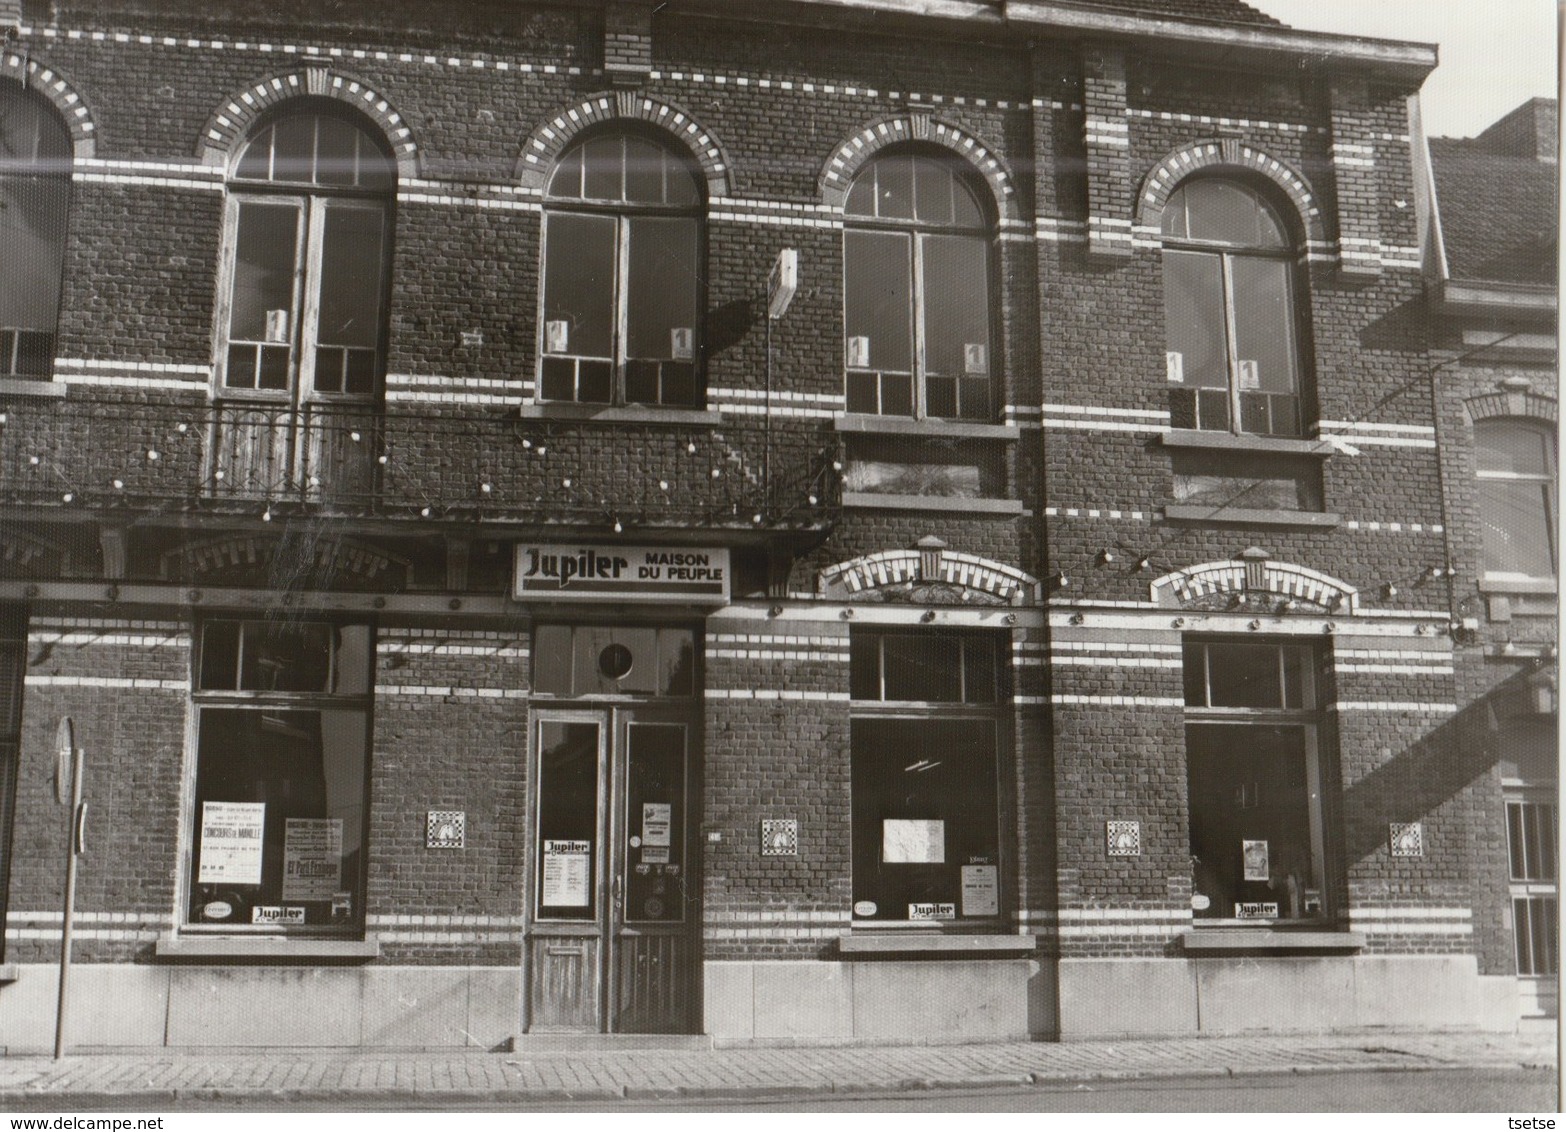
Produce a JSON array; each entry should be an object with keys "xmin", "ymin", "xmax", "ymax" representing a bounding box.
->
[{"xmin": 612, "ymin": 873, "xmax": 623, "ymax": 909}]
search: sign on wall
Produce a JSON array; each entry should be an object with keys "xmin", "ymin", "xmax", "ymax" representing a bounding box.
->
[
  {"xmin": 197, "ymin": 801, "xmax": 265, "ymax": 885},
  {"xmin": 515, "ymin": 545, "xmax": 730, "ymax": 602}
]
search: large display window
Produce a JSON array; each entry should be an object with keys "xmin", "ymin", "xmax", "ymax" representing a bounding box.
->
[
  {"xmin": 185, "ymin": 619, "xmax": 373, "ymax": 932},
  {"xmin": 849, "ymin": 631, "xmax": 1005, "ymax": 924}
]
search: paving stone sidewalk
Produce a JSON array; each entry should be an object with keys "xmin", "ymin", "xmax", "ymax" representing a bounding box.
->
[{"xmin": 0, "ymin": 1028, "xmax": 1555, "ymax": 1107}]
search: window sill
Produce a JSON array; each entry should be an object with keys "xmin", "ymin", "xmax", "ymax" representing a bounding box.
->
[
  {"xmin": 1162, "ymin": 503, "xmax": 1340, "ymax": 528},
  {"xmin": 843, "ymin": 492, "xmax": 1025, "ymax": 515},
  {"xmin": 519, "ymin": 403, "xmax": 723, "ymax": 427},
  {"xmin": 0, "ymin": 378, "xmax": 66, "ymax": 399},
  {"xmin": 154, "ymin": 933, "xmax": 381, "ymax": 960},
  {"xmin": 836, "ymin": 414, "xmax": 1020, "ymax": 441},
  {"xmin": 1478, "ymin": 576, "xmax": 1558, "ymax": 596},
  {"xmin": 1160, "ymin": 429, "xmax": 1330, "ymax": 457},
  {"xmin": 0, "ymin": 963, "xmax": 17, "ymax": 984},
  {"xmin": 1181, "ymin": 929, "xmax": 1364, "ymax": 953},
  {"xmin": 838, "ymin": 933, "xmax": 1037, "ymax": 955}
]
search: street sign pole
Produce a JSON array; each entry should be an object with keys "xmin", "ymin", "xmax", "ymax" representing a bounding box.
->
[{"xmin": 53, "ymin": 718, "xmax": 85, "ymax": 1061}]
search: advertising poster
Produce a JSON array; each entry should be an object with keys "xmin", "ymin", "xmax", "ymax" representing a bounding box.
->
[
  {"xmin": 282, "ymin": 817, "xmax": 343, "ymax": 902},
  {"xmin": 882, "ymin": 818, "xmax": 945, "ymax": 864},
  {"xmin": 961, "ymin": 864, "xmax": 999, "ymax": 916},
  {"xmin": 197, "ymin": 801, "xmax": 266, "ymax": 885},
  {"xmin": 542, "ymin": 839, "xmax": 591, "ymax": 907},
  {"xmin": 642, "ymin": 802, "xmax": 672, "ymax": 848},
  {"xmin": 908, "ymin": 902, "xmax": 956, "ymax": 921},
  {"xmin": 1242, "ymin": 839, "xmax": 1270, "ymax": 882}
]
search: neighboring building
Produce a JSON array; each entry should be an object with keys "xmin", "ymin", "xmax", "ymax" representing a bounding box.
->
[
  {"xmin": 0, "ymin": 0, "xmax": 1540, "ymax": 1051},
  {"xmin": 1421, "ymin": 98, "xmax": 1559, "ymax": 1020}
]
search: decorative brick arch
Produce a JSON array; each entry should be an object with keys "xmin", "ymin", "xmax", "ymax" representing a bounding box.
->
[
  {"xmin": 819, "ymin": 113, "xmax": 1020, "ymax": 221},
  {"xmin": 1463, "ymin": 386, "xmax": 1557, "ymax": 425},
  {"xmin": 159, "ymin": 533, "xmax": 411, "ymax": 591},
  {"xmin": 196, "ymin": 68, "xmax": 419, "ymax": 178},
  {"xmin": 517, "ymin": 91, "xmax": 733, "ymax": 197},
  {"xmin": 1149, "ymin": 552, "xmax": 1359, "ymax": 614},
  {"xmin": 1135, "ymin": 139, "xmax": 1325, "ymax": 247},
  {"xmin": 0, "ymin": 50, "xmax": 95, "ymax": 159},
  {"xmin": 819, "ymin": 545, "xmax": 1040, "ymax": 606}
]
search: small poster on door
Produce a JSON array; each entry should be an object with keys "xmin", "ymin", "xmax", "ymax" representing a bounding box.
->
[
  {"xmin": 1242, "ymin": 839, "xmax": 1270, "ymax": 882},
  {"xmin": 642, "ymin": 845, "xmax": 670, "ymax": 865},
  {"xmin": 197, "ymin": 801, "xmax": 266, "ymax": 886},
  {"xmin": 642, "ymin": 802, "xmax": 672, "ymax": 848},
  {"xmin": 282, "ymin": 817, "xmax": 342, "ymax": 902},
  {"xmin": 542, "ymin": 839, "xmax": 591, "ymax": 907}
]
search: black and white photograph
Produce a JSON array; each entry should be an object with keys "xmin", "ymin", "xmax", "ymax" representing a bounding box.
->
[{"xmin": 0, "ymin": 0, "xmax": 1555, "ymax": 1120}]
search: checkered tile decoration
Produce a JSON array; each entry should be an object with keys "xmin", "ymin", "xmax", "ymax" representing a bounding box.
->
[
  {"xmin": 760, "ymin": 818, "xmax": 798, "ymax": 857},
  {"xmin": 426, "ymin": 810, "xmax": 466, "ymax": 850},
  {"xmin": 1389, "ymin": 821, "xmax": 1424, "ymax": 857},
  {"xmin": 1106, "ymin": 820, "xmax": 1141, "ymax": 857}
]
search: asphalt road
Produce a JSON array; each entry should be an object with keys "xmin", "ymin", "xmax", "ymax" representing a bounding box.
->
[{"xmin": 72, "ymin": 1066, "xmax": 1557, "ymax": 1112}]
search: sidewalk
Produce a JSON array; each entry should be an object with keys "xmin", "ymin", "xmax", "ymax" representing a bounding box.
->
[{"xmin": 0, "ymin": 1027, "xmax": 1555, "ymax": 1108}]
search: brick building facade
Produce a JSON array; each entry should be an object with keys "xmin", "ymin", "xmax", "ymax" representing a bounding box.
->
[{"xmin": 0, "ymin": 0, "xmax": 1545, "ymax": 1050}]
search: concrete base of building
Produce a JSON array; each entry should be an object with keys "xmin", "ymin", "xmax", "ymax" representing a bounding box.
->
[
  {"xmin": 0, "ymin": 965, "xmax": 521, "ymax": 1054},
  {"xmin": 1056, "ymin": 956, "xmax": 1521, "ymax": 1038},
  {"xmin": 703, "ymin": 957, "xmax": 1055, "ymax": 1045}
]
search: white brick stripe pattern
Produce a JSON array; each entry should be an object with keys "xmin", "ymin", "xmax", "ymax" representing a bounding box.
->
[
  {"xmin": 379, "ymin": 685, "xmax": 529, "ymax": 699},
  {"xmin": 24, "ymin": 675, "xmax": 187, "ymax": 690},
  {"xmin": 1052, "ymin": 694, "xmax": 1185, "ymax": 708},
  {"xmin": 1348, "ymin": 908, "xmax": 1473, "ymax": 935},
  {"xmin": 705, "ymin": 689, "xmax": 848, "ymax": 702},
  {"xmin": 1331, "ymin": 701, "xmax": 1459, "ymax": 713},
  {"xmin": 27, "ymin": 630, "xmax": 189, "ymax": 648}
]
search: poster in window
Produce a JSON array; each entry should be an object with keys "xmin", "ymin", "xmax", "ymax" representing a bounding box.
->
[
  {"xmin": 281, "ymin": 817, "xmax": 343, "ymax": 902},
  {"xmin": 961, "ymin": 864, "xmax": 999, "ymax": 916},
  {"xmin": 670, "ymin": 327, "xmax": 694, "ymax": 361},
  {"xmin": 1166, "ymin": 351, "xmax": 1185, "ymax": 384},
  {"xmin": 1242, "ymin": 839, "xmax": 1270, "ymax": 882},
  {"xmin": 847, "ymin": 335, "xmax": 870, "ymax": 368},
  {"xmin": 963, "ymin": 343, "xmax": 988, "ymax": 376},
  {"xmin": 197, "ymin": 801, "xmax": 266, "ymax": 885},
  {"xmin": 545, "ymin": 320, "xmax": 570, "ymax": 354},
  {"xmin": 882, "ymin": 818, "xmax": 945, "ymax": 864},
  {"xmin": 1237, "ymin": 359, "xmax": 1261, "ymax": 390},
  {"xmin": 642, "ymin": 802, "xmax": 672, "ymax": 848},
  {"xmin": 542, "ymin": 839, "xmax": 591, "ymax": 907}
]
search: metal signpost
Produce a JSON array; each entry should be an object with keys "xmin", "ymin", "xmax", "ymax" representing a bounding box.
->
[{"xmin": 53, "ymin": 716, "xmax": 86, "ymax": 1060}]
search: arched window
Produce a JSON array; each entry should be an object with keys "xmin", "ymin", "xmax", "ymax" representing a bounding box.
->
[
  {"xmin": 541, "ymin": 130, "xmax": 703, "ymax": 407},
  {"xmin": 1476, "ymin": 419, "xmax": 1557, "ymax": 579},
  {"xmin": 0, "ymin": 87, "xmax": 72, "ymax": 379},
  {"xmin": 1161, "ymin": 177, "xmax": 1307, "ymax": 437},
  {"xmin": 218, "ymin": 105, "xmax": 395, "ymax": 400},
  {"xmin": 843, "ymin": 149, "xmax": 995, "ymax": 420}
]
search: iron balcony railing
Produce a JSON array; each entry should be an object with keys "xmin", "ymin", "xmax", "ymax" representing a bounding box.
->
[{"xmin": 0, "ymin": 396, "xmax": 841, "ymax": 530}]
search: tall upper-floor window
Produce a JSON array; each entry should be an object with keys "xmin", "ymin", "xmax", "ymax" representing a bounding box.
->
[
  {"xmin": 217, "ymin": 105, "xmax": 395, "ymax": 402},
  {"xmin": 843, "ymin": 149, "xmax": 995, "ymax": 421},
  {"xmin": 0, "ymin": 88, "xmax": 72, "ymax": 379},
  {"xmin": 1162, "ymin": 177, "xmax": 1307, "ymax": 438},
  {"xmin": 1476, "ymin": 419, "xmax": 1557, "ymax": 580},
  {"xmin": 541, "ymin": 130, "xmax": 703, "ymax": 407}
]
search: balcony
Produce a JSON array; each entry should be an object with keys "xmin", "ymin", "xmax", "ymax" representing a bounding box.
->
[{"xmin": 0, "ymin": 395, "xmax": 839, "ymax": 532}]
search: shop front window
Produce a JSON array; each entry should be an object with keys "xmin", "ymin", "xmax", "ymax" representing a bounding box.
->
[
  {"xmin": 1184, "ymin": 639, "xmax": 1331, "ymax": 923},
  {"xmin": 1507, "ymin": 798, "xmax": 1558, "ymax": 979},
  {"xmin": 186, "ymin": 619, "xmax": 373, "ymax": 932},
  {"xmin": 850, "ymin": 631, "xmax": 1004, "ymax": 924}
]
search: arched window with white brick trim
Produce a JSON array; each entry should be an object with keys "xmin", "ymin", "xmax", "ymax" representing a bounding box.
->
[{"xmin": 0, "ymin": 84, "xmax": 73, "ymax": 380}]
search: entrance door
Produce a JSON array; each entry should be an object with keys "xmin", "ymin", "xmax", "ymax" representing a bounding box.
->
[{"xmin": 526, "ymin": 708, "xmax": 696, "ymax": 1033}]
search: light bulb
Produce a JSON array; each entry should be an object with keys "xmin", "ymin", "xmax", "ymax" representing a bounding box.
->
[
  {"xmin": 112, "ymin": 479, "xmax": 124, "ymax": 490},
  {"xmin": 147, "ymin": 449, "xmax": 160, "ymax": 461}
]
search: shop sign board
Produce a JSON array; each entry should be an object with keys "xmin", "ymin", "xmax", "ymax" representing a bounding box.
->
[
  {"xmin": 281, "ymin": 818, "xmax": 343, "ymax": 902},
  {"xmin": 1234, "ymin": 902, "xmax": 1279, "ymax": 919},
  {"xmin": 252, "ymin": 906, "xmax": 306, "ymax": 925},
  {"xmin": 197, "ymin": 801, "xmax": 265, "ymax": 885},
  {"xmin": 908, "ymin": 903, "xmax": 956, "ymax": 921},
  {"xmin": 542, "ymin": 839, "xmax": 591, "ymax": 907},
  {"xmin": 515, "ymin": 545, "xmax": 729, "ymax": 602}
]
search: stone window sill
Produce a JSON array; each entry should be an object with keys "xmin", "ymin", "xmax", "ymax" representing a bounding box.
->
[
  {"xmin": 1160, "ymin": 429, "xmax": 1331, "ymax": 457},
  {"xmin": 1163, "ymin": 503, "xmax": 1339, "ymax": 528},
  {"xmin": 0, "ymin": 963, "xmax": 17, "ymax": 983},
  {"xmin": 836, "ymin": 414, "xmax": 1020, "ymax": 441},
  {"xmin": 1181, "ymin": 929, "xmax": 1364, "ymax": 952},
  {"xmin": 843, "ymin": 492, "xmax": 1025, "ymax": 515},
  {"xmin": 1478, "ymin": 576, "xmax": 1558, "ymax": 596},
  {"xmin": 839, "ymin": 932, "xmax": 1037, "ymax": 955},
  {"xmin": 519, "ymin": 403, "xmax": 723, "ymax": 427},
  {"xmin": 0, "ymin": 378, "xmax": 66, "ymax": 399},
  {"xmin": 155, "ymin": 933, "xmax": 381, "ymax": 960}
]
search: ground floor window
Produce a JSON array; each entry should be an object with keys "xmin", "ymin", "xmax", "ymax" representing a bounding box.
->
[
  {"xmin": 850, "ymin": 630, "xmax": 1005, "ymax": 924},
  {"xmin": 186, "ymin": 619, "xmax": 372, "ymax": 932},
  {"xmin": 1184, "ymin": 639, "xmax": 1330, "ymax": 923},
  {"xmin": 1507, "ymin": 798, "xmax": 1558, "ymax": 979}
]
